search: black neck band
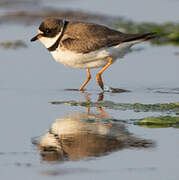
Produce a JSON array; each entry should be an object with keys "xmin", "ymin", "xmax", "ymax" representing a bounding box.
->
[{"xmin": 47, "ymin": 20, "xmax": 68, "ymax": 52}]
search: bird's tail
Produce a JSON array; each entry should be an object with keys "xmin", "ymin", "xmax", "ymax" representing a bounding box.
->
[{"xmin": 122, "ymin": 32, "xmax": 156, "ymax": 43}]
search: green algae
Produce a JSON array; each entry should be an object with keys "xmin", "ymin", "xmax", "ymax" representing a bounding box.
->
[
  {"xmin": 115, "ymin": 21, "xmax": 179, "ymax": 46},
  {"xmin": 52, "ymin": 100, "xmax": 179, "ymax": 128},
  {"xmin": 134, "ymin": 116, "xmax": 179, "ymax": 128},
  {"xmin": 51, "ymin": 101, "xmax": 179, "ymax": 113},
  {"xmin": 0, "ymin": 40, "xmax": 27, "ymax": 49}
]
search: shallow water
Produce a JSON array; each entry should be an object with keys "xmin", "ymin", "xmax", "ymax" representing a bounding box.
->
[{"xmin": 0, "ymin": 1, "xmax": 179, "ymax": 180}]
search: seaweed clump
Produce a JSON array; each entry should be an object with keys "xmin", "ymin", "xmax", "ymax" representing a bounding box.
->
[
  {"xmin": 0, "ymin": 40, "xmax": 27, "ymax": 49},
  {"xmin": 51, "ymin": 101, "xmax": 179, "ymax": 113},
  {"xmin": 134, "ymin": 116, "xmax": 179, "ymax": 128}
]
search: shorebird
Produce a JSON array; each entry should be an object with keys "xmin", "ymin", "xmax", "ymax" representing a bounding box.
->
[{"xmin": 31, "ymin": 18, "xmax": 155, "ymax": 91}]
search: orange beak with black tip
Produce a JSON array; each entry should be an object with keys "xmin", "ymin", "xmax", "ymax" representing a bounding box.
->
[{"xmin": 30, "ymin": 34, "xmax": 42, "ymax": 42}]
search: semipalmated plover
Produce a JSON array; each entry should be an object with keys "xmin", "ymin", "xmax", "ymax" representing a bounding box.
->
[{"xmin": 31, "ymin": 18, "xmax": 155, "ymax": 91}]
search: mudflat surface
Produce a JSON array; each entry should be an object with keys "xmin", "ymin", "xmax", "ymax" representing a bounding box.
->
[{"xmin": 0, "ymin": 1, "xmax": 179, "ymax": 180}]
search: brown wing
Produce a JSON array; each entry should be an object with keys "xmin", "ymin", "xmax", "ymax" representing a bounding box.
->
[
  {"xmin": 60, "ymin": 21, "xmax": 155, "ymax": 53},
  {"xmin": 60, "ymin": 21, "xmax": 123, "ymax": 53}
]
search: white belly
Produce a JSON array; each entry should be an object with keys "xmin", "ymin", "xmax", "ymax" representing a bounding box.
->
[{"xmin": 51, "ymin": 42, "xmax": 133, "ymax": 69}]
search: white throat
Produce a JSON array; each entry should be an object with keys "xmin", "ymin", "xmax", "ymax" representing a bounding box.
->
[{"xmin": 39, "ymin": 31, "xmax": 61, "ymax": 49}]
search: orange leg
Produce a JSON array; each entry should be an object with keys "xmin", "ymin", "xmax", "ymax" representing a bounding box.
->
[
  {"xmin": 79, "ymin": 69, "xmax": 91, "ymax": 91},
  {"xmin": 96, "ymin": 56, "xmax": 113, "ymax": 90}
]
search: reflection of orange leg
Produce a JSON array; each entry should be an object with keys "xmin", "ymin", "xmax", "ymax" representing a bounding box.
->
[
  {"xmin": 96, "ymin": 92, "xmax": 110, "ymax": 118},
  {"xmin": 87, "ymin": 106, "xmax": 90, "ymax": 114},
  {"xmin": 97, "ymin": 107, "xmax": 110, "ymax": 118},
  {"xmin": 97, "ymin": 92, "xmax": 104, "ymax": 102},
  {"xmin": 96, "ymin": 56, "xmax": 113, "ymax": 90},
  {"xmin": 81, "ymin": 90, "xmax": 91, "ymax": 102},
  {"xmin": 79, "ymin": 69, "xmax": 91, "ymax": 91}
]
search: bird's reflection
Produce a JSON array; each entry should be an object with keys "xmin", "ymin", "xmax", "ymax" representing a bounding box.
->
[{"xmin": 37, "ymin": 92, "xmax": 153, "ymax": 162}]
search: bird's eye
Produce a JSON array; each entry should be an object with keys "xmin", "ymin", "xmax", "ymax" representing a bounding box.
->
[{"xmin": 46, "ymin": 29, "xmax": 51, "ymax": 34}]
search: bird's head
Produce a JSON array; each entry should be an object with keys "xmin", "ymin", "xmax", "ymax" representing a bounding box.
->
[{"xmin": 31, "ymin": 18, "xmax": 64, "ymax": 48}]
